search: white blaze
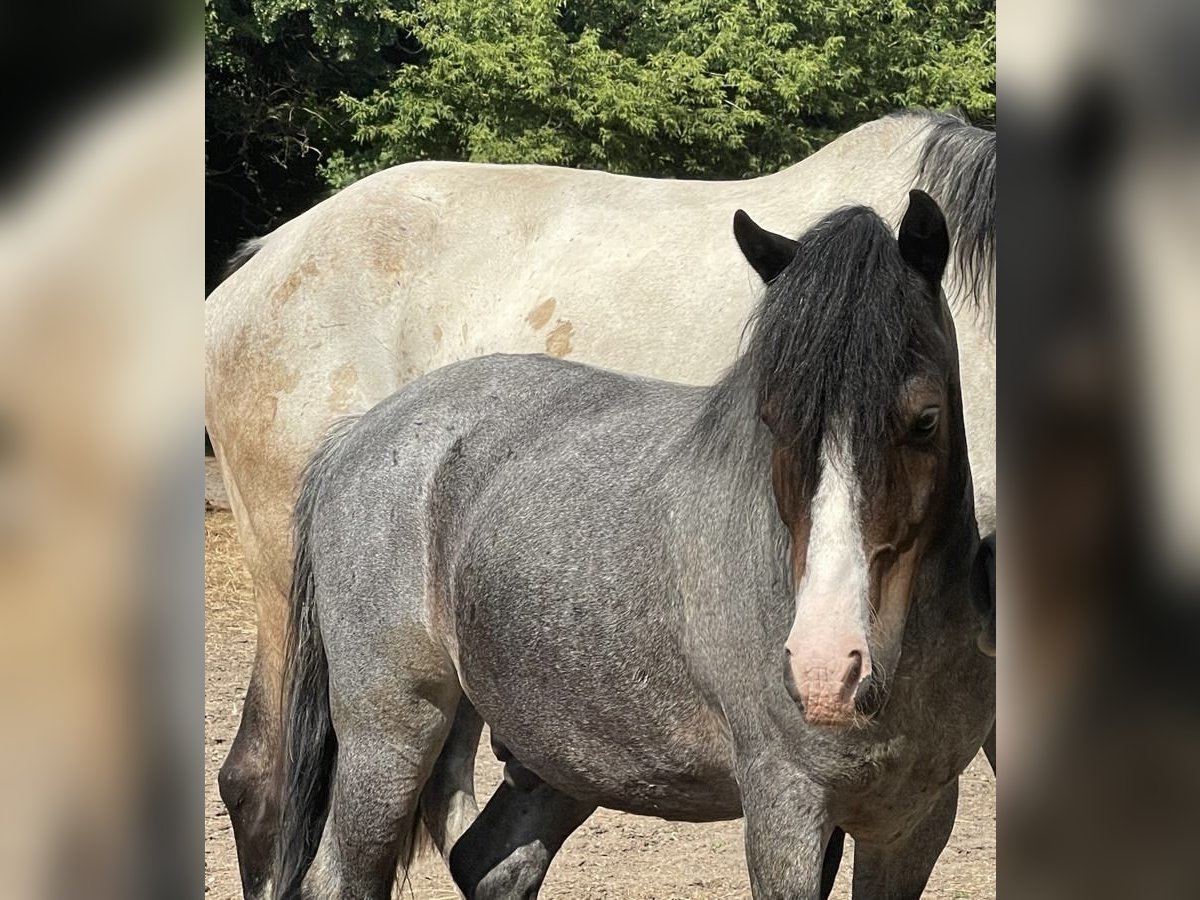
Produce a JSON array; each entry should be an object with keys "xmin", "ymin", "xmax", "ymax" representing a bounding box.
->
[{"xmin": 791, "ymin": 436, "xmax": 870, "ymax": 650}]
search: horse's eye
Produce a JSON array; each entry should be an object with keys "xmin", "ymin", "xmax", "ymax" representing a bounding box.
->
[{"xmin": 909, "ymin": 407, "xmax": 940, "ymax": 443}]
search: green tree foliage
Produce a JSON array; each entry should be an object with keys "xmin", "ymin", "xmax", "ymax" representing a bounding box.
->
[
  {"xmin": 328, "ymin": 0, "xmax": 994, "ymax": 184},
  {"xmin": 205, "ymin": 0, "xmax": 408, "ymax": 288},
  {"xmin": 206, "ymin": 0, "xmax": 993, "ymax": 286}
]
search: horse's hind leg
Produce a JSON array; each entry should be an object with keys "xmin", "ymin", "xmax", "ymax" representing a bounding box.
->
[
  {"xmin": 217, "ymin": 630, "xmax": 282, "ymax": 900},
  {"xmin": 851, "ymin": 779, "xmax": 959, "ymax": 900},
  {"xmin": 215, "ymin": 453, "xmax": 290, "ymax": 900},
  {"xmin": 448, "ymin": 764, "xmax": 595, "ymax": 900},
  {"xmin": 419, "ymin": 695, "xmax": 484, "ymax": 858},
  {"xmin": 306, "ymin": 633, "xmax": 461, "ymax": 899}
]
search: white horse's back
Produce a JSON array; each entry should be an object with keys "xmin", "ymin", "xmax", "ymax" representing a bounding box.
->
[{"xmin": 205, "ymin": 113, "xmax": 980, "ymax": 566}]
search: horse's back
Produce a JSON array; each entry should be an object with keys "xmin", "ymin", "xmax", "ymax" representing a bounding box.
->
[
  {"xmin": 304, "ymin": 352, "xmax": 681, "ymax": 562},
  {"xmin": 204, "ymin": 109, "xmax": 939, "ymax": 393},
  {"xmin": 204, "ymin": 111, "xmax": 947, "ymax": 468}
]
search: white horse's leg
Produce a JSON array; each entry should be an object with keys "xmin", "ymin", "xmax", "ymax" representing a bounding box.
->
[
  {"xmin": 216, "ymin": 605, "xmax": 284, "ymax": 900},
  {"xmin": 213, "ymin": 436, "xmax": 291, "ymax": 900},
  {"xmin": 821, "ymin": 827, "xmax": 847, "ymax": 900}
]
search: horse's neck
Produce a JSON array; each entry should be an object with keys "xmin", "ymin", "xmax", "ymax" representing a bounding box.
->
[{"xmin": 678, "ymin": 380, "xmax": 787, "ymax": 569}]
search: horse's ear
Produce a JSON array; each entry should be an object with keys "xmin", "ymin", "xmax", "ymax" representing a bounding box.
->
[
  {"xmin": 733, "ymin": 209, "xmax": 799, "ymax": 284},
  {"xmin": 898, "ymin": 189, "xmax": 950, "ymax": 291}
]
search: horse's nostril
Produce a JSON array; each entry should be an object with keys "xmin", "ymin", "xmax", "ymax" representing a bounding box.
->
[{"xmin": 844, "ymin": 651, "xmax": 863, "ymax": 686}]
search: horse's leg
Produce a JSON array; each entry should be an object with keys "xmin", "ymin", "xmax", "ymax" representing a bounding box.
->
[
  {"xmin": 213, "ymin": 437, "xmax": 290, "ymax": 900},
  {"xmin": 820, "ymin": 827, "xmax": 847, "ymax": 900},
  {"xmin": 304, "ymin": 626, "xmax": 461, "ymax": 898},
  {"xmin": 738, "ymin": 758, "xmax": 831, "ymax": 900},
  {"xmin": 448, "ymin": 765, "xmax": 595, "ymax": 900},
  {"xmin": 850, "ymin": 779, "xmax": 959, "ymax": 900},
  {"xmin": 419, "ymin": 695, "xmax": 484, "ymax": 858},
  {"xmin": 217, "ymin": 580, "xmax": 287, "ymax": 900}
]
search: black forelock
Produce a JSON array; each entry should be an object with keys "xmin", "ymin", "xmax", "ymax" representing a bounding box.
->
[{"xmin": 699, "ymin": 206, "xmax": 947, "ymax": 487}]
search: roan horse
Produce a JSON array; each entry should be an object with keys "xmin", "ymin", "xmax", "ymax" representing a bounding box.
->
[
  {"xmin": 271, "ymin": 192, "xmax": 995, "ymax": 899},
  {"xmin": 205, "ymin": 110, "xmax": 996, "ymax": 898}
]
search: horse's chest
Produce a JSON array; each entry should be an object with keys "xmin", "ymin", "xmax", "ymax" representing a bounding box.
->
[{"xmin": 829, "ymin": 723, "xmax": 984, "ymax": 840}]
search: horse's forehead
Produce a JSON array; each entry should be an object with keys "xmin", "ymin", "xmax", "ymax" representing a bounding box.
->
[
  {"xmin": 810, "ymin": 437, "xmax": 861, "ymax": 535},
  {"xmin": 793, "ymin": 435, "xmax": 867, "ymax": 592}
]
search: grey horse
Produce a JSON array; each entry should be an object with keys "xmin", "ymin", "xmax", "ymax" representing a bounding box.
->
[{"xmin": 272, "ymin": 191, "xmax": 995, "ymax": 899}]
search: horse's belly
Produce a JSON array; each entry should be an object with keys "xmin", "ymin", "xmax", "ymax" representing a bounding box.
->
[
  {"xmin": 473, "ymin": 692, "xmax": 744, "ymax": 821},
  {"xmin": 456, "ymin": 602, "xmax": 744, "ymax": 820}
]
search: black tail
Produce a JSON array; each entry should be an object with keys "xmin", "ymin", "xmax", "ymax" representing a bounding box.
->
[
  {"xmin": 272, "ymin": 421, "xmax": 358, "ymax": 900},
  {"xmin": 224, "ymin": 236, "xmax": 265, "ymax": 281}
]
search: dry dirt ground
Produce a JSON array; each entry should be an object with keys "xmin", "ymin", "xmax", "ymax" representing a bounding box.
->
[{"xmin": 205, "ymin": 508, "xmax": 995, "ymax": 898}]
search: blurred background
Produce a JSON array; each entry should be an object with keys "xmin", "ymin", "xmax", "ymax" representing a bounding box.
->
[
  {"xmin": 0, "ymin": 0, "xmax": 1196, "ymax": 897},
  {"xmin": 0, "ymin": 1, "xmax": 200, "ymax": 897},
  {"xmin": 1001, "ymin": 1, "xmax": 1200, "ymax": 896}
]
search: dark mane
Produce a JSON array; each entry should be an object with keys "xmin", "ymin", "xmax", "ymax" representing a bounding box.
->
[
  {"xmin": 906, "ymin": 112, "xmax": 996, "ymax": 315},
  {"xmin": 696, "ymin": 206, "xmax": 943, "ymax": 487}
]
